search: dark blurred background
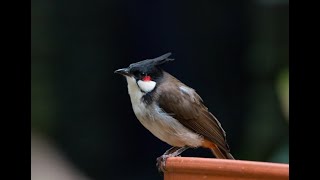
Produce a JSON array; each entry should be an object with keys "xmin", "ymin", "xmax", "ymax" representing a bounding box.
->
[{"xmin": 31, "ymin": 0, "xmax": 289, "ymax": 179}]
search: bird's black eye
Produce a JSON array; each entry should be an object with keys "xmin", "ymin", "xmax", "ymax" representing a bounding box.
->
[
  {"xmin": 132, "ymin": 70, "xmax": 140, "ymax": 77},
  {"xmin": 141, "ymin": 72, "xmax": 146, "ymax": 76}
]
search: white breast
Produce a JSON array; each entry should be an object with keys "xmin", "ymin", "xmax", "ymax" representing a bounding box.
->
[{"xmin": 125, "ymin": 76, "xmax": 203, "ymax": 147}]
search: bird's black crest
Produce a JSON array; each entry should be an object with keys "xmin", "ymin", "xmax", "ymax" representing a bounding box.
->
[{"xmin": 129, "ymin": 52, "xmax": 174, "ymax": 70}]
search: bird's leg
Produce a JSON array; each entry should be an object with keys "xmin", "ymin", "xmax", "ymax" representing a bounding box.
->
[{"xmin": 156, "ymin": 146, "xmax": 189, "ymax": 172}]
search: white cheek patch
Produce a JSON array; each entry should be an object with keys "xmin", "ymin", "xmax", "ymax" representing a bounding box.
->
[{"xmin": 137, "ymin": 80, "xmax": 156, "ymax": 93}]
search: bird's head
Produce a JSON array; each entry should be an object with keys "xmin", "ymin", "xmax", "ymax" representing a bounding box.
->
[{"xmin": 114, "ymin": 52, "xmax": 174, "ymax": 93}]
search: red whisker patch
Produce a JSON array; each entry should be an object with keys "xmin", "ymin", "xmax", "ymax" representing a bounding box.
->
[{"xmin": 142, "ymin": 75, "xmax": 151, "ymax": 81}]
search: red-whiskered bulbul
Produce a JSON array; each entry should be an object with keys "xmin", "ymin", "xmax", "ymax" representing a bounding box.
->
[{"xmin": 114, "ymin": 53, "xmax": 234, "ymax": 172}]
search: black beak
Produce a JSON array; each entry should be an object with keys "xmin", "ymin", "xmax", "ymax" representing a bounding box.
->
[{"xmin": 114, "ymin": 68, "xmax": 131, "ymax": 76}]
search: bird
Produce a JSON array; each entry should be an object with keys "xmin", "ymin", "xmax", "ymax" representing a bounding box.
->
[{"xmin": 114, "ymin": 52, "xmax": 234, "ymax": 172}]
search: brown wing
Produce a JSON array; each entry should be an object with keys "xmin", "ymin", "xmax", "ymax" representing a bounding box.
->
[{"xmin": 156, "ymin": 72, "xmax": 230, "ymax": 153}]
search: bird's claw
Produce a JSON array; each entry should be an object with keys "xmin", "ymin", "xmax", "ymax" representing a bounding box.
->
[
  {"xmin": 156, "ymin": 146, "xmax": 188, "ymax": 173},
  {"xmin": 156, "ymin": 154, "xmax": 171, "ymax": 173}
]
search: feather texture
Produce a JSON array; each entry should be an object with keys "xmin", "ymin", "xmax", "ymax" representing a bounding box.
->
[{"xmin": 155, "ymin": 71, "xmax": 231, "ymax": 153}]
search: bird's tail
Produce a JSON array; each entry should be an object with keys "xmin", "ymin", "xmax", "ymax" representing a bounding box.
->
[
  {"xmin": 209, "ymin": 144, "xmax": 235, "ymax": 160},
  {"xmin": 202, "ymin": 139, "xmax": 235, "ymax": 159}
]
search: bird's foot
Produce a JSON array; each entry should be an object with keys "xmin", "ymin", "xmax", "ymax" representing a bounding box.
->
[
  {"xmin": 156, "ymin": 146, "xmax": 188, "ymax": 173},
  {"xmin": 156, "ymin": 154, "xmax": 171, "ymax": 172},
  {"xmin": 156, "ymin": 154, "xmax": 182, "ymax": 173}
]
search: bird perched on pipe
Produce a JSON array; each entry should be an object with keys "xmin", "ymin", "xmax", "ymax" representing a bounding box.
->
[{"xmin": 114, "ymin": 52, "xmax": 234, "ymax": 172}]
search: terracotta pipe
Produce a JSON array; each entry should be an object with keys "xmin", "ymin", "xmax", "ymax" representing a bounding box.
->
[{"xmin": 164, "ymin": 157, "xmax": 288, "ymax": 180}]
